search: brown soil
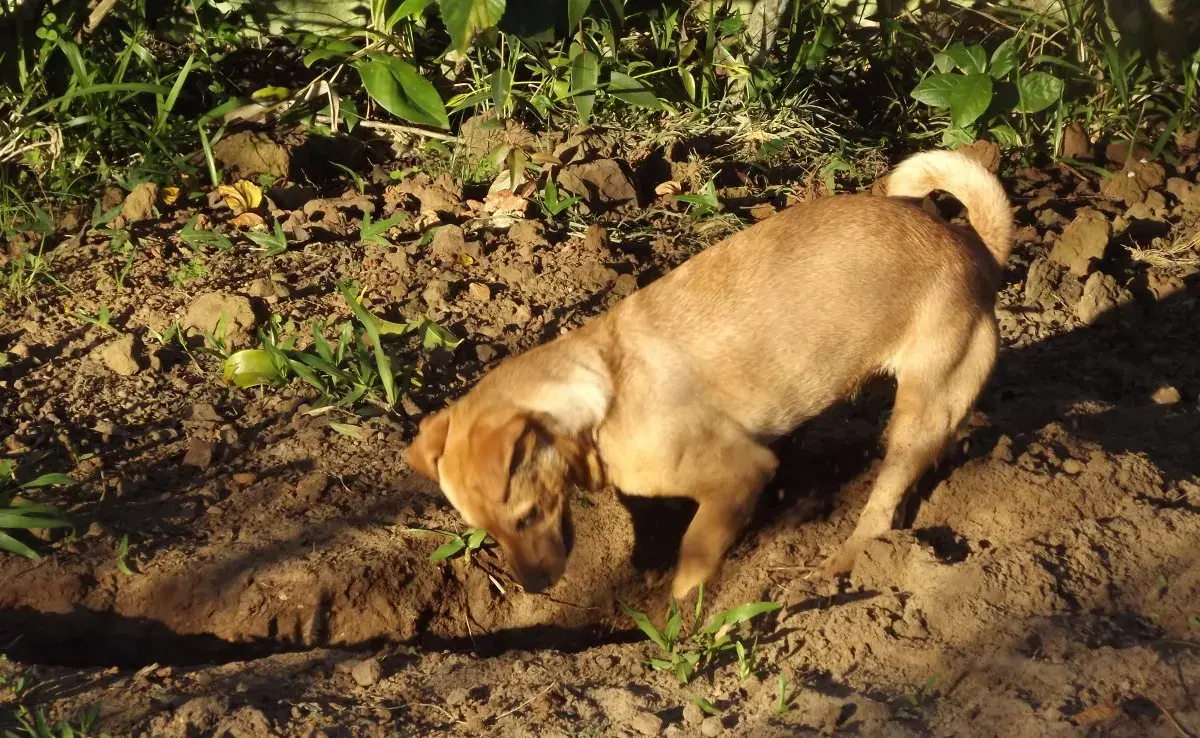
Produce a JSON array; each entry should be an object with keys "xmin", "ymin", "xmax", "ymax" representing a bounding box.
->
[{"xmin": 2, "ymin": 131, "xmax": 1199, "ymax": 738}]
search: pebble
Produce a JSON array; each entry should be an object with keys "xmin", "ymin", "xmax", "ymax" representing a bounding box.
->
[
  {"xmin": 682, "ymin": 702, "xmax": 705, "ymax": 725},
  {"xmin": 1061, "ymin": 458, "xmax": 1085, "ymax": 475},
  {"xmin": 475, "ymin": 343, "xmax": 498, "ymax": 363},
  {"xmin": 631, "ymin": 712, "xmax": 664, "ymax": 736},
  {"xmin": 446, "ymin": 687, "xmax": 471, "ymax": 706},
  {"xmin": 1152, "ymin": 385, "xmax": 1182, "ymax": 405},
  {"xmin": 182, "ymin": 438, "xmax": 214, "ymax": 468},
  {"xmin": 468, "ymin": 282, "xmax": 492, "ymax": 301}
]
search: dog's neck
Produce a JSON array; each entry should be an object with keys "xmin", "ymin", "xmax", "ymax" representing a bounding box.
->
[{"xmin": 493, "ymin": 330, "xmax": 615, "ymax": 437}]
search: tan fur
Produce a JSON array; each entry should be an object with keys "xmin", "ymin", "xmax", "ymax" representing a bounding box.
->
[{"xmin": 405, "ymin": 150, "xmax": 1013, "ymax": 599}]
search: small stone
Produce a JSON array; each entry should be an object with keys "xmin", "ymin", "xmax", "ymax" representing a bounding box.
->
[
  {"xmin": 232, "ymin": 472, "xmax": 257, "ymax": 485},
  {"xmin": 584, "ymin": 224, "xmax": 607, "ymax": 252},
  {"xmin": 700, "ymin": 716, "xmax": 725, "ymax": 737},
  {"xmin": 1076, "ymin": 272, "xmax": 1128, "ymax": 325},
  {"xmin": 1152, "ymin": 385, "xmax": 1182, "ymax": 405},
  {"xmin": 468, "ymin": 282, "xmax": 492, "ymax": 301},
  {"xmin": 183, "ymin": 437, "xmax": 214, "ymax": 468},
  {"xmin": 96, "ymin": 335, "xmax": 141, "ymax": 376},
  {"xmin": 558, "ymin": 159, "xmax": 637, "ymax": 209},
  {"xmin": 446, "ymin": 687, "xmax": 471, "ymax": 706},
  {"xmin": 247, "ymin": 277, "xmax": 289, "ymax": 299},
  {"xmin": 422, "ymin": 280, "xmax": 449, "ymax": 309},
  {"xmin": 351, "ymin": 658, "xmax": 382, "ymax": 687},
  {"xmin": 183, "ymin": 293, "xmax": 257, "ymax": 348},
  {"xmin": 1060, "ymin": 123, "xmax": 1093, "ymax": 160},
  {"xmin": 1050, "ymin": 208, "xmax": 1110, "ymax": 276},
  {"xmin": 1167, "ymin": 177, "xmax": 1200, "ymax": 212},
  {"xmin": 120, "ymin": 182, "xmax": 159, "ymax": 222},
  {"xmin": 1061, "ymin": 458, "xmax": 1086, "ymax": 475},
  {"xmin": 475, "ymin": 344, "xmax": 498, "ymax": 363},
  {"xmin": 212, "ymin": 130, "xmax": 290, "ymax": 179},
  {"xmin": 296, "ymin": 472, "xmax": 329, "ymax": 502},
  {"xmin": 631, "ymin": 712, "xmax": 664, "ymax": 736},
  {"xmin": 682, "ymin": 702, "xmax": 705, "ymax": 725}
]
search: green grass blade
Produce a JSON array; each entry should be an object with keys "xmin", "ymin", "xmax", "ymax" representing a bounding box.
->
[
  {"xmin": 620, "ymin": 601, "xmax": 669, "ymax": 651},
  {"xmin": 0, "ymin": 531, "xmax": 41, "ymax": 559}
]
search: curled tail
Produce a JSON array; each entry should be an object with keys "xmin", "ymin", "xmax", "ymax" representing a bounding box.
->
[{"xmin": 885, "ymin": 150, "xmax": 1013, "ymax": 265}]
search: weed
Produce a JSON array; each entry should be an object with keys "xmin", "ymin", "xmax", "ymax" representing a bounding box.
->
[
  {"xmin": 244, "ymin": 221, "xmax": 289, "ymax": 257},
  {"xmin": 115, "ymin": 535, "xmax": 136, "ymax": 576},
  {"xmin": 776, "ymin": 672, "xmax": 792, "ymax": 714},
  {"xmin": 71, "ymin": 305, "xmax": 115, "ymax": 334},
  {"xmin": 0, "ymin": 461, "xmax": 74, "ymax": 559},
  {"xmin": 691, "ymin": 696, "xmax": 720, "ymax": 716},
  {"xmin": 677, "ymin": 178, "xmax": 723, "ymax": 218},
  {"xmin": 621, "ymin": 587, "xmax": 780, "ymax": 684},
  {"xmin": 169, "ymin": 258, "xmax": 208, "ymax": 287},
  {"xmin": 179, "ymin": 216, "xmax": 233, "ymax": 253},
  {"xmin": 5, "ymin": 701, "xmax": 106, "ymax": 738},
  {"xmin": 427, "ymin": 527, "xmax": 492, "ymax": 563},
  {"xmin": 539, "ymin": 177, "xmax": 582, "ymax": 220},
  {"xmin": 359, "ymin": 212, "xmax": 407, "ymax": 247},
  {"xmin": 902, "ymin": 673, "xmax": 941, "ymax": 708}
]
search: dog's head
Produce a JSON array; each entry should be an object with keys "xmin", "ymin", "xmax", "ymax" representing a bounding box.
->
[{"xmin": 405, "ymin": 402, "xmax": 603, "ymax": 592}]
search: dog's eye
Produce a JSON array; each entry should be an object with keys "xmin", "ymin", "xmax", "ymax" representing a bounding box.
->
[{"xmin": 515, "ymin": 507, "xmax": 539, "ymax": 531}]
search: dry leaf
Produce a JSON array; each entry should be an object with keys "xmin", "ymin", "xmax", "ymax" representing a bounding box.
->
[
  {"xmin": 160, "ymin": 186, "xmax": 181, "ymax": 205},
  {"xmin": 483, "ymin": 190, "xmax": 529, "ymax": 215},
  {"xmin": 530, "ymin": 152, "xmax": 562, "ymax": 167},
  {"xmin": 1072, "ymin": 700, "xmax": 1120, "ymax": 726},
  {"xmin": 655, "ymin": 180, "xmax": 682, "ymax": 197},
  {"xmin": 217, "ymin": 180, "xmax": 263, "ymax": 214},
  {"xmin": 230, "ymin": 212, "xmax": 265, "ymax": 230},
  {"xmin": 415, "ymin": 209, "xmax": 441, "ymax": 230}
]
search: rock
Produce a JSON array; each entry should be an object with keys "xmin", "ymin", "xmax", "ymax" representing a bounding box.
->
[
  {"xmin": 1050, "ymin": 208, "xmax": 1110, "ymax": 276},
  {"xmin": 351, "ymin": 658, "xmax": 382, "ymax": 687},
  {"xmin": 475, "ymin": 344, "xmax": 498, "ymax": 363},
  {"xmin": 1101, "ymin": 159, "xmax": 1165, "ymax": 206},
  {"xmin": 700, "ymin": 716, "xmax": 725, "ymax": 736},
  {"xmin": 584, "ymin": 223, "xmax": 607, "ymax": 252},
  {"xmin": 1076, "ymin": 272, "xmax": 1128, "ymax": 325},
  {"xmin": 120, "ymin": 182, "xmax": 159, "ymax": 222},
  {"xmin": 631, "ymin": 712, "xmax": 664, "ymax": 736},
  {"xmin": 1061, "ymin": 458, "xmax": 1086, "ymax": 475},
  {"xmin": 96, "ymin": 335, "xmax": 141, "ymax": 376},
  {"xmin": 232, "ymin": 472, "xmax": 257, "ymax": 485},
  {"xmin": 429, "ymin": 225, "xmax": 480, "ymax": 264},
  {"xmin": 1152, "ymin": 385, "xmax": 1182, "ymax": 405},
  {"xmin": 183, "ymin": 438, "xmax": 214, "ymax": 468},
  {"xmin": 296, "ymin": 472, "xmax": 329, "ymax": 502},
  {"xmin": 1060, "ymin": 123, "xmax": 1093, "ymax": 160},
  {"xmin": 386, "ymin": 173, "xmax": 461, "ymax": 214},
  {"xmin": 446, "ymin": 687, "xmax": 471, "ymax": 706},
  {"xmin": 183, "ymin": 293, "xmax": 257, "ymax": 348},
  {"xmin": 212, "ymin": 131, "xmax": 290, "ymax": 179},
  {"xmin": 558, "ymin": 159, "xmax": 638, "ymax": 208},
  {"xmin": 468, "ymin": 282, "xmax": 492, "ymax": 301},
  {"xmin": 247, "ymin": 277, "xmax": 289, "ymax": 299},
  {"xmin": 682, "ymin": 702, "xmax": 705, "ymax": 725},
  {"xmin": 422, "ymin": 280, "xmax": 450, "ymax": 309}
]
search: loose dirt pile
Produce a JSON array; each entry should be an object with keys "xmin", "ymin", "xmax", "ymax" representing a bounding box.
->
[{"xmin": 1, "ymin": 129, "xmax": 1199, "ymax": 737}]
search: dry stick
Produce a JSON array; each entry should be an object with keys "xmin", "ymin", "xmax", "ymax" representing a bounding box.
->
[
  {"xmin": 413, "ymin": 702, "xmax": 461, "ymax": 723},
  {"xmin": 492, "ymin": 683, "xmax": 556, "ymax": 722},
  {"xmin": 314, "ymin": 115, "xmax": 461, "ymax": 143},
  {"xmin": 1148, "ymin": 697, "xmax": 1197, "ymax": 738}
]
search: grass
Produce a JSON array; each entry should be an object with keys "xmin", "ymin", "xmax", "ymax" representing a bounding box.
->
[
  {"xmin": 0, "ymin": 461, "xmax": 75, "ymax": 560},
  {"xmin": 621, "ymin": 586, "xmax": 780, "ymax": 684}
]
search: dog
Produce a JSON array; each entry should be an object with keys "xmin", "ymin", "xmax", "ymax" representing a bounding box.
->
[{"xmin": 406, "ymin": 149, "xmax": 1012, "ymax": 600}]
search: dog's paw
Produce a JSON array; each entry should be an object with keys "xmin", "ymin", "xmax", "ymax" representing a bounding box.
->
[
  {"xmin": 671, "ymin": 559, "xmax": 714, "ymax": 602},
  {"xmin": 816, "ymin": 541, "xmax": 863, "ymax": 578}
]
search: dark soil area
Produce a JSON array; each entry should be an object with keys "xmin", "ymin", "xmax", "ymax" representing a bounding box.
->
[{"xmin": 2, "ymin": 125, "xmax": 1200, "ymax": 737}]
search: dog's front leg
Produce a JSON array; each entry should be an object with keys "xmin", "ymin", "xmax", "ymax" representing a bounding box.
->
[{"xmin": 671, "ymin": 440, "xmax": 778, "ymax": 601}]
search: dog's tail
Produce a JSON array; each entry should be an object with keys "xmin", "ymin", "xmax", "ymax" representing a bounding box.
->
[{"xmin": 885, "ymin": 150, "xmax": 1013, "ymax": 264}]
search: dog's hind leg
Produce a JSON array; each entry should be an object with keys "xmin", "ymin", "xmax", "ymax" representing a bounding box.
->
[{"xmin": 822, "ymin": 317, "xmax": 998, "ymax": 575}]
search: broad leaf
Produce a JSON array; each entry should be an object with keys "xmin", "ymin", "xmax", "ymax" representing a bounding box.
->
[
  {"xmin": 945, "ymin": 41, "xmax": 987, "ymax": 75},
  {"xmin": 692, "ymin": 696, "xmax": 720, "ymax": 715},
  {"xmin": 570, "ymin": 49, "xmax": 599, "ymax": 123},
  {"xmin": 607, "ymin": 71, "xmax": 663, "ymax": 110},
  {"xmin": 911, "ymin": 73, "xmax": 961, "ymax": 108},
  {"xmin": 1015, "ymin": 71, "xmax": 1064, "ymax": 113},
  {"xmin": 490, "ymin": 68, "xmax": 512, "ymax": 111},
  {"xmin": 466, "ymin": 528, "xmax": 489, "ymax": 548},
  {"xmin": 942, "ymin": 127, "xmax": 976, "ymax": 149},
  {"xmin": 702, "ymin": 601, "xmax": 781, "ymax": 634},
  {"xmin": 223, "ymin": 349, "xmax": 285, "ymax": 387},
  {"xmin": 989, "ymin": 123, "xmax": 1021, "ymax": 147},
  {"xmin": 357, "ymin": 57, "xmax": 449, "ymax": 129},
  {"xmin": 437, "ymin": 0, "xmax": 506, "ymax": 53},
  {"xmin": 990, "ymin": 37, "xmax": 1020, "ymax": 79},
  {"xmin": 568, "ymin": 0, "xmax": 591, "ymax": 29},
  {"xmin": 913, "ymin": 72, "xmax": 992, "ymax": 128}
]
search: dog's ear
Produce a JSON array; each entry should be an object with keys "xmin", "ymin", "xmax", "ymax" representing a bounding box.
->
[
  {"xmin": 406, "ymin": 410, "xmax": 450, "ymax": 481},
  {"xmin": 466, "ymin": 408, "xmax": 532, "ymax": 502},
  {"xmin": 554, "ymin": 435, "xmax": 605, "ymax": 491}
]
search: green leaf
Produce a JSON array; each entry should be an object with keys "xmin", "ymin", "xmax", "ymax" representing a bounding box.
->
[
  {"xmin": 466, "ymin": 528, "xmax": 489, "ymax": 548},
  {"xmin": 245, "ymin": 221, "xmax": 288, "ymax": 255},
  {"xmin": 437, "ymin": 0, "xmax": 506, "ymax": 53},
  {"xmin": 429, "ymin": 536, "xmax": 466, "ymax": 561},
  {"xmin": 942, "ymin": 127, "xmax": 976, "ymax": 149},
  {"xmin": 607, "ymin": 71, "xmax": 663, "ymax": 110},
  {"xmin": 620, "ymin": 601, "xmax": 669, "ymax": 651},
  {"xmin": 1015, "ymin": 71, "xmax": 1064, "ymax": 113},
  {"xmin": 490, "ymin": 68, "xmax": 512, "ymax": 111},
  {"xmin": 932, "ymin": 52, "xmax": 956, "ymax": 74},
  {"xmin": 912, "ymin": 72, "xmax": 962, "ymax": 108},
  {"xmin": 776, "ymin": 672, "xmax": 791, "ymax": 713},
  {"xmin": 703, "ymin": 601, "xmax": 781, "ymax": 634},
  {"xmin": 360, "ymin": 212, "xmax": 406, "ymax": 246},
  {"xmin": 19, "ymin": 473, "xmax": 76, "ymax": 489},
  {"xmin": 0, "ymin": 531, "xmax": 39, "ymax": 559},
  {"xmin": 223, "ymin": 349, "xmax": 286, "ymax": 388},
  {"xmin": 329, "ymin": 422, "xmax": 365, "ymax": 439},
  {"xmin": 990, "ymin": 37, "xmax": 1020, "ymax": 79},
  {"xmin": 945, "ymin": 42, "xmax": 987, "ymax": 75},
  {"xmin": 691, "ymin": 696, "xmax": 720, "ymax": 715},
  {"xmin": 912, "ymin": 73, "xmax": 993, "ymax": 129},
  {"xmin": 338, "ymin": 282, "xmax": 396, "ymax": 406},
  {"xmin": 570, "ymin": 49, "xmax": 599, "ymax": 123},
  {"xmin": 664, "ymin": 597, "xmax": 682, "ymax": 646},
  {"xmin": 357, "ymin": 57, "xmax": 449, "ymax": 129},
  {"xmin": 568, "ymin": 0, "xmax": 591, "ymax": 29},
  {"xmin": 417, "ymin": 319, "xmax": 462, "ymax": 350},
  {"xmin": 0, "ymin": 508, "xmax": 71, "ymax": 529},
  {"xmin": 989, "ymin": 123, "xmax": 1021, "ymax": 147},
  {"xmin": 116, "ymin": 534, "xmax": 136, "ymax": 575}
]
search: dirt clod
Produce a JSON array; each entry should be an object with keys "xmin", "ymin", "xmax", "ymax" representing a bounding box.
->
[
  {"xmin": 213, "ymin": 131, "xmax": 291, "ymax": 179},
  {"xmin": 682, "ymin": 702, "xmax": 705, "ymax": 725},
  {"xmin": 183, "ymin": 292, "xmax": 258, "ymax": 348},
  {"xmin": 182, "ymin": 437, "xmax": 214, "ymax": 468},
  {"xmin": 94, "ymin": 334, "xmax": 141, "ymax": 376},
  {"xmin": 1076, "ymin": 271, "xmax": 1129, "ymax": 324},
  {"xmin": 1060, "ymin": 123, "xmax": 1093, "ymax": 160},
  {"xmin": 120, "ymin": 182, "xmax": 158, "ymax": 222},
  {"xmin": 699, "ymin": 716, "xmax": 725, "ymax": 736},
  {"xmin": 1051, "ymin": 208, "xmax": 1111, "ymax": 275},
  {"xmin": 446, "ymin": 687, "xmax": 471, "ymax": 706},
  {"xmin": 631, "ymin": 711, "xmax": 664, "ymax": 736},
  {"xmin": 351, "ymin": 658, "xmax": 382, "ymax": 687},
  {"xmin": 558, "ymin": 159, "xmax": 638, "ymax": 208}
]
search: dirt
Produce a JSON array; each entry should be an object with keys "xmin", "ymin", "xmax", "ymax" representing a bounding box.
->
[{"xmin": 2, "ymin": 128, "xmax": 1200, "ymax": 737}]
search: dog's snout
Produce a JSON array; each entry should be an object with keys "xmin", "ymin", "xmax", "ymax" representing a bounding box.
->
[{"xmin": 521, "ymin": 570, "xmax": 553, "ymax": 593}]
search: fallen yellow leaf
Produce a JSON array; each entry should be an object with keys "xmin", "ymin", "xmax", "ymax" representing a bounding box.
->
[
  {"xmin": 217, "ymin": 180, "xmax": 263, "ymax": 214},
  {"xmin": 161, "ymin": 186, "xmax": 181, "ymax": 205}
]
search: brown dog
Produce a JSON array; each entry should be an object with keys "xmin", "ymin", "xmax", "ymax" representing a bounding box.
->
[{"xmin": 406, "ymin": 150, "xmax": 1012, "ymax": 600}]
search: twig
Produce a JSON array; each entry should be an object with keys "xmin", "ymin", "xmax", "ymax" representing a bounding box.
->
[
  {"xmin": 1148, "ymin": 697, "xmax": 1197, "ymax": 738},
  {"xmin": 315, "ymin": 115, "xmax": 461, "ymax": 143},
  {"xmin": 492, "ymin": 683, "xmax": 555, "ymax": 722},
  {"xmin": 413, "ymin": 702, "xmax": 461, "ymax": 723}
]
